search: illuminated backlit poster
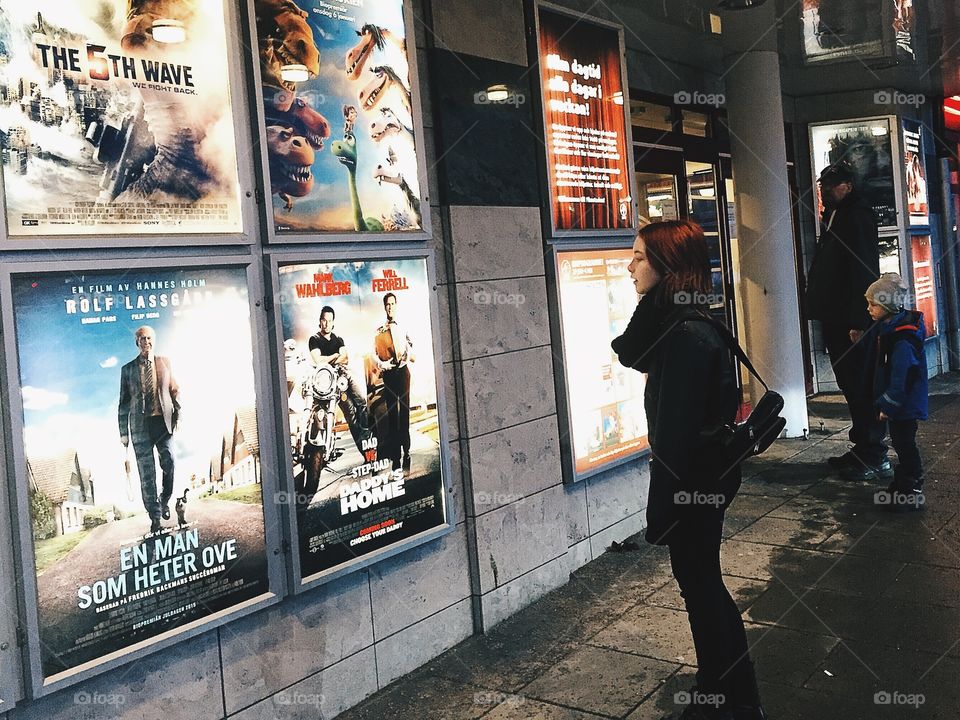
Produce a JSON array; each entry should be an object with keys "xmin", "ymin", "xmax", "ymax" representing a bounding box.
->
[
  {"xmin": 8, "ymin": 265, "xmax": 269, "ymax": 682},
  {"xmin": 253, "ymin": 0, "xmax": 423, "ymax": 235},
  {"xmin": 902, "ymin": 120, "xmax": 928, "ymax": 226},
  {"xmin": 910, "ymin": 235, "xmax": 938, "ymax": 337},
  {"xmin": 277, "ymin": 258, "xmax": 448, "ymax": 580},
  {"xmin": 801, "ymin": 0, "xmax": 885, "ymax": 63},
  {"xmin": 557, "ymin": 248, "xmax": 648, "ymax": 478},
  {"xmin": 810, "ymin": 119, "xmax": 898, "ymax": 231},
  {"xmin": 0, "ymin": 1, "xmax": 243, "ymax": 237},
  {"xmin": 537, "ymin": 6, "xmax": 633, "ymax": 234}
]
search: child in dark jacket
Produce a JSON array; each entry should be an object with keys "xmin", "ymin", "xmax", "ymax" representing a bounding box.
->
[{"xmin": 865, "ymin": 273, "xmax": 929, "ymax": 511}]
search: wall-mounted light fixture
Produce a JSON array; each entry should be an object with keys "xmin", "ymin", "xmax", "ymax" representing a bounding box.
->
[
  {"xmin": 151, "ymin": 18, "xmax": 186, "ymax": 44},
  {"xmin": 612, "ymin": 91, "xmax": 624, "ymax": 105},
  {"xmin": 486, "ymin": 84, "xmax": 509, "ymax": 102}
]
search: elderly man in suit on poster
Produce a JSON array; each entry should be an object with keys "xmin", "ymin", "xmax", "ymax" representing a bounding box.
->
[{"xmin": 118, "ymin": 325, "xmax": 181, "ymax": 534}]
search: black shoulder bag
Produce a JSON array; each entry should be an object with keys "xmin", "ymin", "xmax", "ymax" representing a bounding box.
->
[{"xmin": 687, "ymin": 313, "xmax": 787, "ymax": 465}]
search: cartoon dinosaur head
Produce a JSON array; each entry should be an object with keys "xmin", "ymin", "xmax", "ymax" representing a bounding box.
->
[
  {"xmin": 359, "ymin": 66, "xmax": 409, "ymax": 113},
  {"xmin": 370, "ymin": 108, "xmax": 402, "ymax": 142},
  {"xmin": 346, "ymin": 24, "xmax": 388, "ymax": 80},
  {"xmin": 331, "ymin": 133, "xmax": 358, "ymax": 172},
  {"xmin": 257, "ymin": 0, "xmax": 320, "ymax": 92},
  {"xmin": 267, "ymin": 124, "xmax": 315, "ymax": 197}
]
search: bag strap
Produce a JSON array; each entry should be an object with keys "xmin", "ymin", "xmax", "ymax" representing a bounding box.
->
[{"xmin": 675, "ymin": 311, "xmax": 772, "ymax": 392}]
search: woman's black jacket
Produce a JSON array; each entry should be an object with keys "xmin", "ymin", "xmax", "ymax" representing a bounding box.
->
[{"xmin": 611, "ymin": 294, "xmax": 740, "ymax": 545}]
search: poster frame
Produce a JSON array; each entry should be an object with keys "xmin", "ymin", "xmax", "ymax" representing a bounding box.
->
[
  {"xmin": 0, "ymin": 255, "xmax": 287, "ymax": 698},
  {"xmin": 808, "ymin": 115, "xmax": 905, "ymax": 237},
  {"xmin": 799, "ymin": 0, "xmax": 897, "ymax": 67},
  {"xmin": 0, "ymin": 0, "xmax": 259, "ymax": 250},
  {"xmin": 265, "ymin": 246, "xmax": 454, "ymax": 592},
  {"xmin": 544, "ymin": 238, "xmax": 651, "ymax": 485},
  {"xmin": 244, "ymin": 0, "xmax": 433, "ymax": 245},
  {"xmin": 533, "ymin": 1, "xmax": 639, "ymax": 242}
]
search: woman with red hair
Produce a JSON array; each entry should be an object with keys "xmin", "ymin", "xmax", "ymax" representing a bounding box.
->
[{"xmin": 612, "ymin": 220, "xmax": 767, "ymax": 720}]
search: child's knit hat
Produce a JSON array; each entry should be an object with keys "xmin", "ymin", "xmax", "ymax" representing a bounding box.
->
[{"xmin": 866, "ymin": 273, "xmax": 907, "ymax": 314}]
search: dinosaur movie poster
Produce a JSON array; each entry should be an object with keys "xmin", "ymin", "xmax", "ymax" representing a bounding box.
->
[
  {"xmin": 277, "ymin": 258, "xmax": 448, "ymax": 581},
  {"xmin": 0, "ymin": 1, "xmax": 244, "ymax": 237},
  {"xmin": 537, "ymin": 6, "xmax": 633, "ymax": 234},
  {"xmin": 255, "ymin": 0, "xmax": 423, "ymax": 235},
  {"xmin": 9, "ymin": 265, "xmax": 269, "ymax": 681}
]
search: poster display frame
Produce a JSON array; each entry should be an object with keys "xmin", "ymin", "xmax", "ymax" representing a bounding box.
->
[
  {"xmin": 808, "ymin": 115, "xmax": 905, "ymax": 237},
  {"xmin": 244, "ymin": 0, "xmax": 433, "ymax": 245},
  {"xmin": 0, "ymin": 255, "xmax": 287, "ymax": 698},
  {"xmin": 545, "ymin": 239, "xmax": 651, "ymax": 485},
  {"xmin": 800, "ymin": 0, "xmax": 898, "ymax": 67},
  {"xmin": 533, "ymin": 1, "xmax": 639, "ymax": 242},
  {"xmin": 0, "ymin": 0, "xmax": 260, "ymax": 250},
  {"xmin": 266, "ymin": 246, "xmax": 454, "ymax": 592}
]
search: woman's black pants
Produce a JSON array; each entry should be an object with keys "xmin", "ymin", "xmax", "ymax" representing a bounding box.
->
[{"xmin": 668, "ymin": 507, "xmax": 758, "ymax": 706}]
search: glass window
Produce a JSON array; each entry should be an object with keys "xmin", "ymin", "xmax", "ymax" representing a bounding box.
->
[
  {"xmin": 630, "ymin": 100, "xmax": 674, "ymax": 131},
  {"xmin": 636, "ymin": 172, "xmax": 679, "ymax": 224},
  {"xmin": 681, "ymin": 110, "xmax": 710, "ymax": 137}
]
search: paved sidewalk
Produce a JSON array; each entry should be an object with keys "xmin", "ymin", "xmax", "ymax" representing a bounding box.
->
[{"xmin": 338, "ymin": 374, "xmax": 960, "ymax": 720}]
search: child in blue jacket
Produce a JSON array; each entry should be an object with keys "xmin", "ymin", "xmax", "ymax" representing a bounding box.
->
[{"xmin": 865, "ymin": 273, "xmax": 928, "ymax": 510}]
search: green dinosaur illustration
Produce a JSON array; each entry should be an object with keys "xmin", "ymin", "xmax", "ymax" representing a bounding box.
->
[{"xmin": 331, "ymin": 132, "xmax": 384, "ymax": 232}]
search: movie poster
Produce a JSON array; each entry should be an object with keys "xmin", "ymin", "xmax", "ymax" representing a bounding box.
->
[
  {"xmin": 810, "ymin": 119, "xmax": 898, "ymax": 230},
  {"xmin": 893, "ymin": 0, "xmax": 915, "ymax": 60},
  {"xmin": 0, "ymin": 1, "xmax": 243, "ymax": 237},
  {"xmin": 910, "ymin": 235, "xmax": 938, "ymax": 337},
  {"xmin": 277, "ymin": 258, "xmax": 447, "ymax": 580},
  {"xmin": 557, "ymin": 249, "xmax": 648, "ymax": 478},
  {"xmin": 801, "ymin": 0, "xmax": 885, "ymax": 63},
  {"xmin": 253, "ymin": 0, "xmax": 423, "ymax": 235},
  {"xmin": 902, "ymin": 120, "xmax": 928, "ymax": 226},
  {"xmin": 9, "ymin": 265, "xmax": 268, "ymax": 680},
  {"xmin": 537, "ymin": 7, "xmax": 633, "ymax": 234}
]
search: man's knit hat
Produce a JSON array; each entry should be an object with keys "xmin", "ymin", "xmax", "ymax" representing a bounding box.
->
[{"xmin": 866, "ymin": 273, "xmax": 907, "ymax": 313}]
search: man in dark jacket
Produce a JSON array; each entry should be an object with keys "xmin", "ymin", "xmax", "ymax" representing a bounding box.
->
[{"xmin": 805, "ymin": 162, "xmax": 890, "ymax": 480}]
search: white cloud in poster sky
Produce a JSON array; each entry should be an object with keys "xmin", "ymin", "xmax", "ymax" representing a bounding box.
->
[
  {"xmin": 21, "ymin": 386, "xmax": 68, "ymax": 411},
  {"xmin": 99, "ymin": 357, "xmax": 118, "ymax": 369}
]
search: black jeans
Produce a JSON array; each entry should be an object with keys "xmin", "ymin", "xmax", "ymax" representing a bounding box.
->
[
  {"xmin": 889, "ymin": 419, "xmax": 923, "ymax": 480},
  {"xmin": 821, "ymin": 322, "xmax": 887, "ymax": 463},
  {"xmin": 669, "ymin": 507, "xmax": 756, "ymax": 706}
]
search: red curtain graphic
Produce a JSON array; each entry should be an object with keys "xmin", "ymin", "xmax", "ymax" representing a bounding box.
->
[{"xmin": 538, "ymin": 8, "xmax": 632, "ymax": 232}]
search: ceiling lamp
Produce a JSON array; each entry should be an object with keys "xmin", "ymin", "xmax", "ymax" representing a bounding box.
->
[{"xmin": 280, "ymin": 64, "xmax": 311, "ymax": 83}]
